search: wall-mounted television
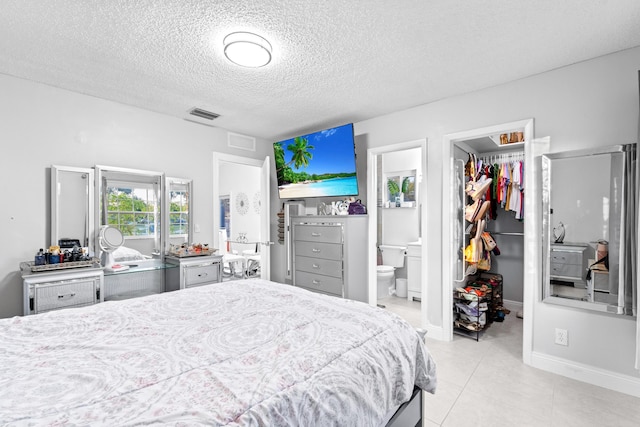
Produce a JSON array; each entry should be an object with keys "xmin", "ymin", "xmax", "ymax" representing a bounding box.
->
[{"xmin": 274, "ymin": 123, "xmax": 358, "ymax": 199}]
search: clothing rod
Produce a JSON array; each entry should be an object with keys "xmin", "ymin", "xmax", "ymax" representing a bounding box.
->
[
  {"xmin": 488, "ymin": 231, "xmax": 524, "ymax": 236},
  {"xmin": 478, "ymin": 151, "xmax": 525, "ymax": 164}
]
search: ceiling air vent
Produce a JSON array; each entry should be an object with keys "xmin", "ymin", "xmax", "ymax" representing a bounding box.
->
[{"xmin": 189, "ymin": 108, "xmax": 220, "ymax": 121}]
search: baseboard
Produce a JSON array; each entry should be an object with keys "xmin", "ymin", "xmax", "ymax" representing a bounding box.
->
[
  {"xmin": 503, "ymin": 299, "xmax": 523, "ymax": 311},
  {"xmin": 425, "ymin": 324, "xmax": 445, "ymax": 341},
  {"xmin": 531, "ymin": 351, "xmax": 640, "ymax": 398}
]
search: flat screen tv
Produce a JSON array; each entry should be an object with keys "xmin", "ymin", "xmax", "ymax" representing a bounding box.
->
[{"xmin": 274, "ymin": 123, "xmax": 358, "ymax": 199}]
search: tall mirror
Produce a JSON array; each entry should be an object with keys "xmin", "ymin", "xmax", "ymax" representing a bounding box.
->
[
  {"xmin": 51, "ymin": 165, "xmax": 95, "ymax": 255},
  {"xmin": 165, "ymin": 177, "xmax": 193, "ymax": 252},
  {"xmin": 542, "ymin": 144, "xmax": 637, "ymax": 315},
  {"xmin": 95, "ymin": 165, "xmax": 165, "ymax": 260}
]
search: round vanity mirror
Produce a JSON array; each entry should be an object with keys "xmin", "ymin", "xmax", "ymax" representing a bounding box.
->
[
  {"xmin": 100, "ymin": 225, "xmax": 124, "ymax": 250},
  {"xmin": 99, "ymin": 226, "xmax": 129, "ymax": 272}
]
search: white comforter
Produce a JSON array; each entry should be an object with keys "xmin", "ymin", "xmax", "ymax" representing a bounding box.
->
[{"xmin": 0, "ymin": 279, "xmax": 436, "ymax": 426}]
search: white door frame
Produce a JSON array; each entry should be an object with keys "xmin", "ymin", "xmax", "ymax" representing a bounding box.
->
[
  {"xmin": 367, "ymin": 139, "xmax": 428, "ymax": 329},
  {"xmin": 212, "ymin": 152, "xmax": 271, "ymax": 280},
  {"xmin": 441, "ymin": 119, "xmax": 535, "ymax": 360}
]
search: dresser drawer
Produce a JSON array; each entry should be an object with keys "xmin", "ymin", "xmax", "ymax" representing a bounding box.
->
[
  {"xmin": 295, "ymin": 256, "xmax": 342, "ymax": 278},
  {"xmin": 295, "ymin": 271, "xmax": 343, "ymax": 296},
  {"xmin": 294, "ymin": 224, "xmax": 343, "ymax": 244},
  {"xmin": 184, "ymin": 263, "xmax": 221, "ymax": 287},
  {"xmin": 550, "ymin": 263, "xmax": 583, "ymax": 280},
  {"xmin": 551, "ymin": 250, "xmax": 583, "ymax": 265},
  {"xmin": 34, "ymin": 278, "xmax": 98, "ymax": 313},
  {"xmin": 294, "ymin": 241, "xmax": 342, "ymax": 260}
]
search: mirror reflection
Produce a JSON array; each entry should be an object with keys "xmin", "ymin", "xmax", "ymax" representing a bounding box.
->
[
  {"xmin": 542, "ymin": 144, "xmax": 637, "ymax": 315},
  {"xmin": 166, "ymin": 177, "xmax": 192, "ymax": 250},
  {"xmin": 51, "ymin": 165, "xmax": 94, "ymax": 255},
  {"xmin": 384, "ymin": 170, "xmax": 417, "ymax": 208},
  {"xmin": 95, "ymin": 166, "xmax": 164, "ymax": 260}
]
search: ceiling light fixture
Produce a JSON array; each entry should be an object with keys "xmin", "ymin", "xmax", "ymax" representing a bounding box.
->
[{"xmin": 223, "ymin": 32, "xmax": 272, "ymax": 68}]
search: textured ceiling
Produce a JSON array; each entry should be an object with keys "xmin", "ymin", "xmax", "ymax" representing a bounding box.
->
[{"xmin": 1, "ymin": 0, "xmax": 640, "ymax": 141}]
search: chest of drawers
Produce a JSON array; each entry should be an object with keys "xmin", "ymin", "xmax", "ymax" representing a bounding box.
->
[
  {"xmin": 291, "ymin": 215, "xmax": 368, "ymax": 302},
  {"xmin": 550, "ymin": 243, "xmax": 589, "ymax": 285}
]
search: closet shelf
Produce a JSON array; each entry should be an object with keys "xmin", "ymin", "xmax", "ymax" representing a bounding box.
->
[{"xmin": 493, "ymin": 141, "xmax": 525, "ymax": 149}]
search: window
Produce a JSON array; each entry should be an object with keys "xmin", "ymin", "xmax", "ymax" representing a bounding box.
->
[{"xmin": 106, "ymin": 184, "xmax": 158, "ymax": 237}]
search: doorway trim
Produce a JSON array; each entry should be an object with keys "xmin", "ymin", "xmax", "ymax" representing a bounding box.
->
[
  {"xmin": 366, "ymin": 138, "xmax": 428, "ymax": 329},
  {"xmin": 441, "ymin": 119, "xmax": 534, "ymax": 358},
  {"xmin": 212, "ymin": 152, "xmax": 271, "ymax": 280}
]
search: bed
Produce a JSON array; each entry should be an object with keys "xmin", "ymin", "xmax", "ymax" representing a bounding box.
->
[{"xmin": 0, "ymin": 278, "xmax": 436, "ymax": 426}]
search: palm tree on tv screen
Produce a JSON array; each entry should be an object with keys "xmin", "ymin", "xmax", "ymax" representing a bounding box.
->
[{"xmin": 287, "ymin": 137, "xmax": 314, "ymax": 169}]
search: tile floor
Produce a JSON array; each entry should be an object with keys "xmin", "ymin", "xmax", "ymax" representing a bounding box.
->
[{"xmin": 377, "ymin": 295, "xmax": 640, "ymax": 427}]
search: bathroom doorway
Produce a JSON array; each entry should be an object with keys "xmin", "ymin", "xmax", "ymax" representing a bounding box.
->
[{"xmin": 366, "ymin": 139, "xmax": 427, "ymax": 330}]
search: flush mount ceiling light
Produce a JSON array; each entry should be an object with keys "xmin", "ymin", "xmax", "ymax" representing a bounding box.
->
[{"xmin": 223, "ymin": 32, "xmax": 272, "ymax": 68}]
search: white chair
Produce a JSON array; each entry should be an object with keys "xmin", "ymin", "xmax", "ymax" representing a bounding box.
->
[
  {"xmin": 222, "ymin": 252, "xmax": 246, "ymax": 280},
  {"xmin": 242, "ymin": 249, "xmax": 260, "ymax": 278}
]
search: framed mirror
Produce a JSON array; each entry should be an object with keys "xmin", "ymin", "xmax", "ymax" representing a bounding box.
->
[
  {"xmin": 165, "ymin": 177, "xmax": 193, "ymax": 252},
  {"xmin": 384, "ymin": 170, "xmax": 417, "ymax": 208},
  {"xmin": 51, "ymin": 165, "xmax": 95, "ymax": 255},
  {"xmin": 542, "ymin": 144, "xmax": 637, "ymax": 315}
]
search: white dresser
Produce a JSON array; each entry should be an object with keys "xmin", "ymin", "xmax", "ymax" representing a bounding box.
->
[
  {"xmin": 22, "ymin": 267, "xmax": 104, "ymax": 315},
  {"xmin": 291, "ymin": 215, "xmax": 368, "ymax": 302},
  {"xmin": 165, "ymin": 254, "xmax": 223, "ymax": 291}
]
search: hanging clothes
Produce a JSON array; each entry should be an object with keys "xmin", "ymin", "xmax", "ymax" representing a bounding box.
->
[{"xmin": 478, "ymin": 152, "xmax": 525, "ymax": 220}]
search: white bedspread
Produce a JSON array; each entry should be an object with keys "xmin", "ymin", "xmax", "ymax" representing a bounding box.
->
[{"xmin": 0, "ymin": 279, "xmax": 436, "ymax": 426}]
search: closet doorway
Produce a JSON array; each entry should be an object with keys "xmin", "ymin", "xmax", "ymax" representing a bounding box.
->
[
  {"xmin": 366, "ymin": 139, "xmax": 427, "ymax": 330},
  {"xmin": 441, "ymin": 119, "xmax": 547, "ymax": 364},
  {"xmin": 212, "ymin": 153, "xmax": 272, "ymax": 280}
]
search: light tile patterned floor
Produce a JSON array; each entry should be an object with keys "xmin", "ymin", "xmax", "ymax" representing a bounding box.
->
[{"xmin": 378, "ymin": 296, "xmax": 640, "ymax": 427}]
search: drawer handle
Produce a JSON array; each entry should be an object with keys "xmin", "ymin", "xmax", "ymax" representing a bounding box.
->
[
  {"xmin": 312, "ymin": 264, "xmax": 320, "ymax": 269},
  {"xmin": 57, "ymin": 292, "xmax": 76, "ymax": 299},
  {"xmin": 197, "ymin": 272, "xmax": 208, "ymax": 278},
  {"xmin": 312, "ymin": 248, "xmax": 321, "ymax": 253},
  {"xmin": 312, "ymin": 279, "xmax": 320, "ymax": 285},
  {"xmin": 311, "ymin": 232, "xmax": 322, "ymax": 237}
]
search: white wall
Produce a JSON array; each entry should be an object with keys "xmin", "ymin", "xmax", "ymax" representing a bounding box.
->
[
  {"xmin": 0, "ymin": 74, "xmax": 270, "ymax": 318},
  {"xmin": 356, "ymin": 46, "xmax": 640, "ymax": 380},
  {"xmin": 551, "ymin": 155, "xmax": 611, "ymax": 244}
]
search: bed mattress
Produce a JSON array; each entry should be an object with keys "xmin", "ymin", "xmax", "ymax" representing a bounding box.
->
[{"xmin": 0, "ymin": 278, "xmax": 436, "ymax": 425}]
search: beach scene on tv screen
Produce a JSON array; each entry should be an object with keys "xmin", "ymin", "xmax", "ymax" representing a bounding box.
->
[{"xmin": 274, "ymin": 124, "xmax": 358, "ymax": 199}]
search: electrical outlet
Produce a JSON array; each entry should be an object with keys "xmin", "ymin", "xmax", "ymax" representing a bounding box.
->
[{"xmin": 555, "ymin": 328, "xmax": 568, "ymax": 346}]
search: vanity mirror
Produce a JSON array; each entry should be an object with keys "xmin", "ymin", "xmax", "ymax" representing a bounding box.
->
[
  {"xmin": 165, "ymin": 177, "xmax": 193, "ymax": 251},
  {"xmin": 542, "ymin": 143, "xmax": 637, "ymax": 315},
  {"xmin": 51, "ymin": 165, "xmax": 95, "ymax": 255},
  {"xmin": 384, "ymin": 170, "xmax": 417, "ymax": 208},
  {"xmin": 95, "ymin": 165, "xmax": 165, "ymax": 259}
]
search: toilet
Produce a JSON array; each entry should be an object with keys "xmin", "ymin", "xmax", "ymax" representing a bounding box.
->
[{"xmin": 377, "ymin": 244, "xmax": 407, "ymax": 298}]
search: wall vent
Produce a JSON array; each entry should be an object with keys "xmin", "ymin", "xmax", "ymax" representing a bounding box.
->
[
  {"xmin": 189, "ymin": 107, "xmax": 220, "ymax": 120},
  {"xmin": 228, "ymin": 132, "xmax": 256, "ymax": 152}
]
